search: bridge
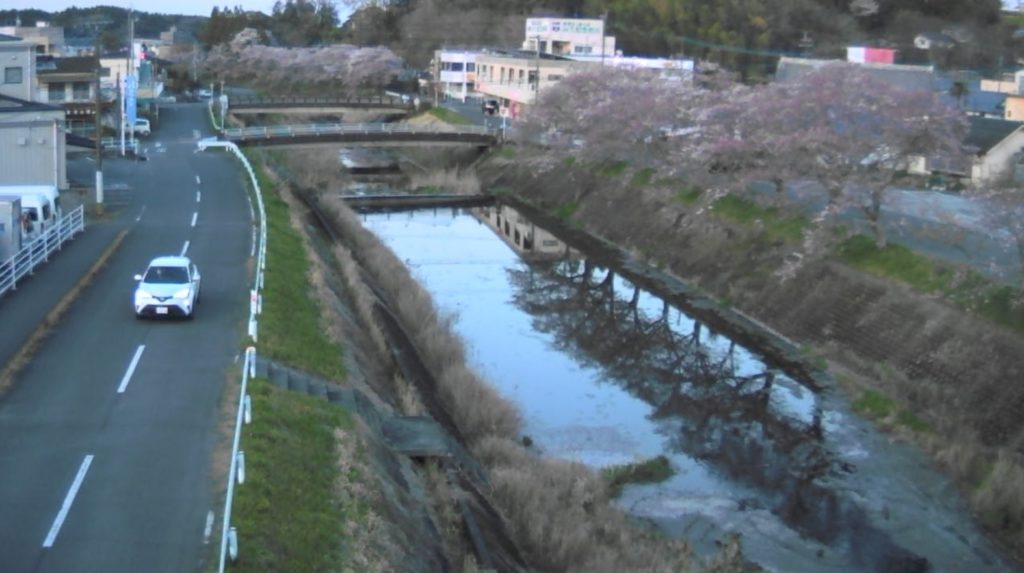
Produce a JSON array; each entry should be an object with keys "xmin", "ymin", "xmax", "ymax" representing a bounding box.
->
[
  {"xmin": 219, "ymin": 123, "xmax": 500, "ymax": 149},
  {"xmin": 228, "ymin": 95, "xmax": 413, "ymax": 115}
]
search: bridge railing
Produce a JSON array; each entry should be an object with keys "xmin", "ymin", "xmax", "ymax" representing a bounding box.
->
[
  {"xmin": 222, "ymin": 122, "xmax": 498, "ymax": 140},
  {"xmin": 231, "ymin": 95, "xmax": 410, "ymax": 107},
  {"xmin": 0, "ymin": 206, "xmax": 86, "ymax": 299}
]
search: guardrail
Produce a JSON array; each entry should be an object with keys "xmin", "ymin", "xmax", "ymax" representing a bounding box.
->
[
  {"xmin": 0, "ymin": 206, "xmax": 86, "ymax": 299},
  {"xmin": 195, "ymin": 138, "xmax": 267, "ymax": 572},
  {"xmin": 222, "ymin": 122, "xmax": 498, "ymax": 141},
  {"xmin": 98, "ymin": 137, "xmax": 141, "ymax": 156},
  {"xmin": 231, "ymin": 94, "xmax": 410, "ymax": 107}
]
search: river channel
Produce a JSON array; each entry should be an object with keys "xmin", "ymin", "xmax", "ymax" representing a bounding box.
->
[{"xmin": 359, "ymin": 202, "xmax": 1014, "ymax": 573}]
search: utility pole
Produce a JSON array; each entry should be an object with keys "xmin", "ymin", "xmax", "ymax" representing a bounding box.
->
[
  {"xmin": 93, "ymin": 36, "xmax": 104, "ymax": 206},
  {"xmin": 533, "ymin": 35, "xmax": 541, "ymax": 104}
]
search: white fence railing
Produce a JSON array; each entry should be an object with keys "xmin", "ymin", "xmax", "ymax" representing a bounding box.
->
[
  {"xmin": 0, "ymin": 206, "xmax": 86, "ymax": 299},
  {"xmin": 196, "ymin": 138, "xmax": 267, "ymax": 572},
  {"xmin": 222, "ymin": 122, "xmax": 498, "ymax": 141}
]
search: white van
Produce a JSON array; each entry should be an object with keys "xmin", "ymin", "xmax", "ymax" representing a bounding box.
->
[
  {"xmin": 17, "ymin": 193, "xmax": 53, "ymax": 242},
  {"xmin": 1, "ymin": 185, "xmax": 62, "ymax": 221}
]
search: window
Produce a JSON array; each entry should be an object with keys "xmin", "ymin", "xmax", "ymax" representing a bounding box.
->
[
  {"xmin": 73, "ymin": 82, "xmax": 90, "ymax": 100},
  {"xmin": 4, "ymin": 66, "xmax": 23, "ymax": 84},
  {"xmin": 450, "ymin": 62, "xmax": 464, "ymax": 72},
  {"xmin": 48, "ymin": 82, "xmax": 66, "ymax": 102},
  {"xmin": 574, "ymin": 46, "xmax": 593, "ymax": 54},
  {"xmin": 466, "ymin": 63, "xmax": 475, "ymax": 72}
]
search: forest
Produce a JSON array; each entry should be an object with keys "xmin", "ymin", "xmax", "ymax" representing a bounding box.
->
[{"xmin": 3, "ymin": 0, "xmax": 1021, "ymax": 76}]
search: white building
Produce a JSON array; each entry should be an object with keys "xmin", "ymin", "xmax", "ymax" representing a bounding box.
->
[
  {"xmin": 1, "ymin": 36, "xmax": 38, "ymax": 101},
  {"xmin": 523, "ymin": 17, "xmax": 616, "ymax": 62},
  {"xmin": 432, "ymin": 50, "xmax": 477, "ymax": 102},
  {"xmin": 0, "ymin": 94, "xmax": 68, "ymax": 189}
]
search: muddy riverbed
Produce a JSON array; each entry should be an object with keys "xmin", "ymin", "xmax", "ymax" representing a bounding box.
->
[{"xmin": 358, "ymin": 203, "xmax": 1015, "ymax": 573}]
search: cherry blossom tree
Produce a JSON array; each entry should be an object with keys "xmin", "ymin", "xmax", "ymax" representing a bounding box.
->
[
  {"xmin": 700, "ymin": 62, "xmax": 967, "ymax": 249},
  {"xmin": 201, "ymin": 30, "xmax": 403, "ymax": 96},
  {"xmin": 966, "ymin": 181, "xmax": 1024, "ymax": 290},
  {"xmin": 513, "ymin": 65, "xmax": 738, "ymax": 179}
]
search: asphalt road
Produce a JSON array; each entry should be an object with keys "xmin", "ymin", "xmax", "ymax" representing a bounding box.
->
[{"xmin": 0, "ymin": 103, "xmax": 251, "ymax": 572}]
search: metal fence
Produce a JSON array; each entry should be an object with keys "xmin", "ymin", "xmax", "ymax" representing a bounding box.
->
[
  {"xmin": 195, "ymin": 138, "xmax": 267, "ymax": 572},
  {"xmin": 222, "ymin": 122, "xmax": 498, "ymax": 141},
  {"xmin": 0, "ymin": 206, "xmax": 86, "ymax": 299}
]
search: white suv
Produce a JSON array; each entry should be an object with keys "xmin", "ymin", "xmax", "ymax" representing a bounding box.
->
[{"xmin": 133, "ymin": 256, "xmax": 201, "ymax": 318}]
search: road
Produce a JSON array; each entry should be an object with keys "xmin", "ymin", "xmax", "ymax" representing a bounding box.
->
[{"xmin": 0, "ymin": 103, "xmax": 251, "ymax": 572}]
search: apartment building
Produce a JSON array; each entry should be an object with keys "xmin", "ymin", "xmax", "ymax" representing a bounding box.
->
[{"xmin": 475, "ymin": 51, "xmax": 590, "ymax": 119}]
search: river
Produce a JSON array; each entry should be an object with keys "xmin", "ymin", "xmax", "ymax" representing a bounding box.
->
[{"xmin": 359, "ymin": 202, "xmax": 1014, "ymax": 573}]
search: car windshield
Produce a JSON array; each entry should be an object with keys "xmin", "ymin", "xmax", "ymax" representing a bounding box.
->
[{"xmin": 144, "ymin": 266, "xmax": 189, "ymax": 284}]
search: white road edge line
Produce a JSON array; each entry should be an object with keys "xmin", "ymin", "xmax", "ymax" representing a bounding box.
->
[
  {"xmin": 181, "ymin": 240, "xmax": 190, "ymax": 257},
  {"xmin": 43, "ymin": 454, "xmax": 94, "ymax": 548},
  {"xmin": 203, "ymin": 510, "xmax": 215, "ymax": 544},
  {"xmin": 191, "ymin": 212, "xmax": 198, "ymax": 227},
  {"xmin": 117, "ymin": 345, "xmax": 146, "ymax": 394}
]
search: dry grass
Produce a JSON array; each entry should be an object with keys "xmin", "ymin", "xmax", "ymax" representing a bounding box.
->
[
  {"xmin": 277, "ymin": 147, "xmax": 354, "ymax": 193},
  {"xmin": 473, "ymin": 436, "xmax": 750, "ymax": 573},
  {"xmin": 332, "ymin": 423, "xmax": 398, "ymax": 573},
  {"xmin": 332, "ymin": 243, "xmax": 389, "ymax": 356},
  {"xmin": 316, "ymin": 193, "xmax": 522, "ymax": 444},
  {"xmin": 409, "ymin": 168, "xmax": 482, "ymax": 195},
  {"xmin": 0, "ymin": 228, "xmax": 129, "ymax": 395}
]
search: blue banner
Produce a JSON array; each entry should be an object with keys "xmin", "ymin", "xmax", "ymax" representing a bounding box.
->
[{"xmin": 125, "ymin": 75, "xmax": 138, "ymax": 127}]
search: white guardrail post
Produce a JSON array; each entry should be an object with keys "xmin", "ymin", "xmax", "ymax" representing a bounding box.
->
[{"xmin": 197, "ymin": 138, "xmax": 267, "ymax": 572}]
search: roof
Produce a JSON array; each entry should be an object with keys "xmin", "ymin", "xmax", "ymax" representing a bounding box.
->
[
  {"xmin": 934, "ymin": 75, "xmax": 1007, "ymax": 116},
  {"xmin": 964, "ymin": 116, "xmax": 1023, "ymax": 155},
  {"xmin": 148, "ymin": 256, "xmax": 192, "ymax": 267},
  {"xmin": 0, "ymin": 93, "xmax": 62, "ymax": 114},
  {"xmin": 37, "ymin": 56, "xmax": 98, "ymax": 76},
  {"xmin": 0, "ymin": 33, "xmax": 22, "ymax": 42},
  {"xmin": 775, "ymin": 56, "xmax": 937, "ymax": 93}
]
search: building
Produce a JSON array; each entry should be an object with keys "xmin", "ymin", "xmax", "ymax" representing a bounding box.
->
[
  {"xmin": 0, "ymin": 35, "xmax": 37, "ymax": 101},
  {"xmin": 36, "ymin": 56, "xmax": 103, "ymax": 134},
  {"xmin": 475, "ymin": 51, "xmax": 590, "ymax": 119},
  {"xmin": 0, "ymin": 22, "xmax": 65, "ymax": 56},
  {"xmin": 523, "ymin": 17, "xmax": 615, "ymax": 62},
  {"xmin": 432, "ymin": 49, "xmax": 477, "ymax": 102},
  {"xmin": 0, "ymin": 94, "xmax": 68, "ymax": 189},
  {"xmin": 775, "ymin": 56, "xmax": 937, "ymax": 93}
]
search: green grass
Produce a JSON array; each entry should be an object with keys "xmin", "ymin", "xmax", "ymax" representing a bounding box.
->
[
  {"xmin": 230, "ymin": 378, "xmax": 357, "ymax": 573},
  {"xmin": 554, "ymin": 201, "xmax": 579, "ymax": 221},
  {"xmin": 427, "ymin": 107, "xmax": 475, "ymax": 125},
  {"xmin": 675, "ymin": 186, "xmax": 703, "ymax": 205},
  {"xmin": 603, "ymin": 455, "xmax": 674, "ymax": 497},
  {"xmin": 852, "ymin": 389, "xmax": 896, "ymax": 418},
  {"xmin": 597, "ymin": 161, "xmax": 629, "ymax": 178},
  {"xmin": 837, "ymin": 235, "xmax": 1024, "ymax": 334},
  {"xmin": 852, "ymin": 389, "xmax": 930, "ymax": 433},
  {"xmin": 495, "ymin": 147, "xmax": 518, "ymax": 158},
  {"xmin": 710, "ymin": 195, "xmax": 809, "ymax": 242},
  {"xmin": 630, "ymin": 167, "xmax": 655, "ymax": 187},
  {"xmin": 247, "ymin": 152, "xmax": 346, "ymax": 382},
  {"xmin": 562, "ymin": 156, "xmax": 576, "ymax": 167}
]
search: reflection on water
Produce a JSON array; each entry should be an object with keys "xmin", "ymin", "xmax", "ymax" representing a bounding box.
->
[{"xmin": 362, "ymin": 204, "xmax": 1012, "ymax": 573}]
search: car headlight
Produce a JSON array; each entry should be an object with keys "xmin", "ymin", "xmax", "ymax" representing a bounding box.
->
[{"xmin": 173, "ymin": 288, "xmax": 192, "ymax": 299}]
